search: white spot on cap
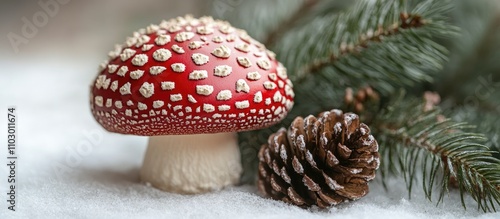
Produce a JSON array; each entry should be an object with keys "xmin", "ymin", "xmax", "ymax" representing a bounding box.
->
[
  {"xmin": 153, "ymin": 48, "xmax": 172, "ymax": 62},
  {"xmin": 117, "ymin": 66, "xmax": 128, "ymax": 77},
  {"xmin": 226, "ymin": 35, "xmax": 236, "ymax": 42},
  {"xmin": 187, "ymin": 94, "xmax": 197, "ymax": 103},
  {"xmin": 146, "ymin": 24, "xmax": 159, "ymax": 34},
  {"xmin": 125, "ymin": 36, "xmax": 137, "ymax": 47},
  {"xmin": 95, "ymin": 75, "xmax": 106, "ymax": 89},
  {"xmin": 286, "ymin": 99, "xmax": 293, "ymax": 109},
  {"xmin": 212, "ymin": 36, "xmax": 224, "ymax": 43},
  {"xmin": 173, "ymin": 105, "xmax": 182, "ymax": 111},
  {"xmin": 161, "ymin": 81, "xmax": 175, "ymax": 90},
  {"xmin": 120, "ymin": 48, "xmax": 136, "ymax": 61},
  {"xmin": 274, "ymin": 106, "xmax": 282, "ymax": 115},
  {"xmin": 108, "ymin": 64, "xmax": 119, "ymax": 73},
  {"xmin": 277, "ymin": 65, "xmax": 287, "ymax": 79},
  {"xmin": 102, "ymin": 78, "xmax": 111, "ymax": 89},
  {"xmin": 278, "ymin": 80, "xmax": 284, "ymax": 88},
  {"xmin": 273, "ymin": 91, "xmax": 282, "ymax": 102},
  {"xmin": 189, "ymin": 70, "xmax": 208, "ymax": 80},
  {"xmin": 236, "ymin": 79, "xmax": 250, "ymax": 93},
  {"xmin": 189, "ymin": 41, "xmax": 204, "ymax": 50},
  {"xmin": 94, "ymin": 96, "xmax": 103, "ymax": 107},
  {"xmin": 266, "ymin": 50, "xmax": 276, "ymax": 60},
  {"xmin": 203, "ymin": 104, "xmax": 215, "ymax": 113},
  {"xmin": 142, "ymin": 44, "xmax": 154, "ymax": 51},
  {"xmin": 170, "ymin": 94, "xmax": 182, "ymax": 102},
  {"xmin": 192, "ymin": 53, "xmax": 209, "ymax": 65},
  {"xmin": 153, "ymin": 100, "xmax": 164, "ymax": 109},
  {"xmin": 127, "ymin": 100, "xmax": 134, "ymax": 106},
  {"xmin": 150, "ymin": 66, "xmax": 166, "ymax": 75},
  {"xmin": 115, "ymin": 101, "xmax": 123, "ymax": 109},
  {"xmin": 212, "ymin": 45, "xmax": 231, "ymax": 58},
  {"xmin": 247, "ymin": 72, "xmax": 261, "ymax": 80},
  {"xmin": 257, "ymin": 59, "xmax": 271, "ymax": 70},
  {"xmin": 138, "ymin": 102, "xmax": 147, "ymax": 110},
  {"xmin": 170, "ymin": 63, "xmax": 185, "ymax": 73},
  {"xmin": 268, "ymin": 73, "xmax": 277, "ymax": 81},
  {"xmin": 237, "ymin": 57, "xmax": 252, "ymax": 68},
  {"xmin": 149, "ymin": 110, "xmax": 156, "ymax": 116},
  {"xmin": 105, "ymin": 99, "xmax": 112, "ymax": 107},
  {"xmin": 263, "ymin": 81, "xmax": 277, "ymax": 90},
  {"xmin": 285, "ymin": 85, "xmax": 295, "ymax": 97},
  {"xmin": 239, "ymin": 32, "xmax": 251, "ymax": 43},
  {"xmin": 130, "ymin": 70, "xmax": 145, "ymax": 80},
  {"xmin": 132, "ymin": 54, "xmax": 148, "ymax": 66},
  {"xmin": 217, "ymin": 90, "xmax": 232, "ymax": 100},
  {"xmin": 265, "ymin": 98, "xmax": 271, "ymax": 105},
  {"xmin": 185, "ymin": 107, "xmax": 192, "ymax": 113},
  {"xmin": 108, "ymin": 44, "xmax": 122, "ymax": 59},
  {"xmin": 155, "ymin": 35, "xmax": 171, "ymax": 46},
  {"xmin": 196, "ymin": 85, "xmax": 214, "ymax": 96},
  {"xmin": 125, "ymin": 109, "xmax": 132, "ymax": 116},
  {"xmin": 175, "ymin": 32, "xmax": 195, "ymax": 42},
  {"xmin": 119, "ymin": 82, "xmax": 131, "ymax": 95},
  {"xmin": 219, "ymin": 25, "xmax": 235, "ymax": 34},
  {"xmin": 171, "ymin": 45, "xmax": 185, "ymax": 54},
  {"xmin": 218, "ymin": 105, "xmax": 231, "ymax": 111},
  {"xmin": 135, "ymin": 35, "xmax": 150, "ymax": 47},
  {"xmin": 254, "ymin": 91, "xmax": 263, "ymax": 103},
  {"xmin": 110, "ymin": 80, "xmax": 118, "ymax": 91},
  {"xmin": 139, "ymin": 82, "xmax": 154, "ymax": 98},
  {"xmin": 235, "ymin": 100, "xmax": 250, "ymax": 109},
  {"xmin": 235, "ymin": 43, "xmax": 250, "ymax": 53},
  {"xmin": 214, "ymin": 65, "xmax": 232, "ymax": 77},
  {"xmin": 168, "ymin": 25, "xmax": 182, "ymax": 33},
  {"xmin": 197, "ymin": 26, "xmax": 214, "ymax": 35}
]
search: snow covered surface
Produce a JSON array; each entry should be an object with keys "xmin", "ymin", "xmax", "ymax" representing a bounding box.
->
[{"xmin": 1, "ymin": 56, "xmax": 499, "ymax": 219}]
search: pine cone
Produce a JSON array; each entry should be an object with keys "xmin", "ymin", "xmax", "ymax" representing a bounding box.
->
[{"xmin": 257, "ymin": 109, "xmax": 380, "ymax": 208}]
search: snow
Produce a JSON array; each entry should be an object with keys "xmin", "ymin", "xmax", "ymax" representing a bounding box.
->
[{"xmin": 1, "ymin": 56, "xmax": 499, "ymax": 219}]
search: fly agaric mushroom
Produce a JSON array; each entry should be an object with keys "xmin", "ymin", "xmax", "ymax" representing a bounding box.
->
[{"xmin": 89, "ymin": 15, "xmax": 294, "ymax": 194}]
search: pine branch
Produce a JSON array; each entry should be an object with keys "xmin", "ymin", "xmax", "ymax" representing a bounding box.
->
[
  {"xmin": 299, "ymin": 12, "xmax": 426, "ymax": 78},
  {"xmin": 374, "ymin": 93, "xmax": 500, "ymax": 212},
  {"xmin": 237, "ymin": 0, "xmax": 457, "ymax": 184},
  {"xmin": 273, "ymin": 0, "xmax": 456, "ymax": 94}
]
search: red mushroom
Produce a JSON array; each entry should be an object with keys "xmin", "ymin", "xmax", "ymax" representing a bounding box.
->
[{"xmin": 90, "ymin": 15, "xmax": 294, "ymax": 194}]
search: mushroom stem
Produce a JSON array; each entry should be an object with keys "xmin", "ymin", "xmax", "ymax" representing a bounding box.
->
[{"xmin": 140, "ymin": 132, "xmax": 242, "ymax": 194}]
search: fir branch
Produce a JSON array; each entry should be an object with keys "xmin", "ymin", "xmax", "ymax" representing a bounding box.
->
[
  {"xmin": 238, "ymin": 0, "xmax": 457, "ymax": 183},
  {"xmin": 374, "ymin": 93, "xmax": 500, "ymax": 212},
  {"xmin": 273, "ymin": 0, "xmax": 456, "ymax": 93},
  {"xmin": 299, "ymin": 12, "xmax": 426, "ymax": 78}
]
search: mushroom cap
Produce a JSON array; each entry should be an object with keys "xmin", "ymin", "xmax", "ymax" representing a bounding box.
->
[{"xmin": 90, "ymin": 15, "xmax": 294, "ymax": 136}]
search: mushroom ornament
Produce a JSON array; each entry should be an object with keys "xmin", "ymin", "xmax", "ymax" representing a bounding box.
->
[{"xmin": 89, "ymin": 15, "xmax": 294, "ymax": 194}]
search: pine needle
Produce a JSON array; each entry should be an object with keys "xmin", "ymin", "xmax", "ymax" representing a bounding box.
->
[{"xmin": 375, "ymin": 93, "xmax": 500, "ymax": 212}]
